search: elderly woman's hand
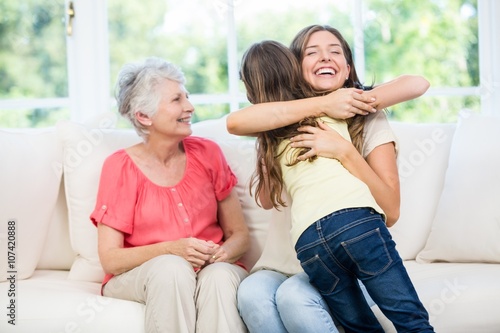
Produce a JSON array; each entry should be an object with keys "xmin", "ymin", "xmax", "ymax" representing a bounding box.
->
[
  {"xmin": 174, "ymin": 238, "xmax": 217, "ymax": 268},
  {"xmin": 208, "ymin": 244, "xmax": 229, "ymax": 264}
]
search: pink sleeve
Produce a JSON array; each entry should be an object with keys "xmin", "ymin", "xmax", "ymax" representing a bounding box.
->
[
  {"xmin": 213, "ymin": 149, "xmax": 237, "ymax": 202},
  {"xmin": 89, "ymin": 151, "xmax": 138, "ymax": 235},
  {"xmin": 195, "ymin": 138, "xmax": 237, "ymax": 202}
]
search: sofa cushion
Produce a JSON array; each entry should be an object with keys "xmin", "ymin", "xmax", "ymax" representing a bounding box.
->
[
  {"xmin": 402, "ymin": 261, "xmax": 500, "ymax": 332},
  {"xmin": 417, "ymin": 114, "xmax": 500, "ymax": 263},
  {"xmin": 389, "ymin": 122, "xmax": 456, "ymax": 260},
  {"xmin": 36, "ymin": 181, "xmax": 76, "ymax": 270},
  {"xmin": 0, "ymin": 270, "xmax": 145, "ymax": 332},
  {"xmin": 58, "ymin": 120, "xmax": 142, "ymax": 282},
  {"xmin": 0, "ymin": 129, "xmax": 63, "ymax": 281},
  {"xmin": 250, "ymin": 192, "xmax": 303, "ymax": 276}
]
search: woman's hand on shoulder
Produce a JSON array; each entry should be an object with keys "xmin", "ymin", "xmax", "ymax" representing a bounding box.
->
[
  {"xmin": 320, "ymin": 88, "xmax": 377, "ymax": 119},
  {"xmin": 290, "ymin": 121, "xmax": 353, "ymax": 161}
]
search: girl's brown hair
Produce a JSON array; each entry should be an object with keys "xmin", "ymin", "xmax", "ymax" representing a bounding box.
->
[{"xmin": 240, "ymin": 40, "xmax": 316, "ymax": 208}]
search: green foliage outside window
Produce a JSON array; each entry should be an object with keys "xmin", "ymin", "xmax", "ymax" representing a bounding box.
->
[
  {"xmin": 364, "ymin": 0, "xmax": 479, "ymax": 121},
  {"xmin": 0, "ymin": 0, "xmax": 479, "ymax": 127},
  {"xmin": 0, "ymin": 0, "xmax": 68, "ymax": 127}
]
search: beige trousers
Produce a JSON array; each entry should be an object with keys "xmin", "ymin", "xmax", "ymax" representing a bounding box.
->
[{"xmin": 103, "ymin": 254, "xmax": 248, "ymax": 333}]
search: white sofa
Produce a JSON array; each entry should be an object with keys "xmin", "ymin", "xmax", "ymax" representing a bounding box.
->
[{"xmin": 1, "ymin": 112, "xmax": 499, "ymax": 332}]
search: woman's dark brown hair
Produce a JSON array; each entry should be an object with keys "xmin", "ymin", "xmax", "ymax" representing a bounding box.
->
[{"xmin": 290, "ymin": 24, "xmax": 373, "ymax": 153}]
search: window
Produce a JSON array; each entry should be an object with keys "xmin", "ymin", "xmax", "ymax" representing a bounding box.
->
[
  {"xmin": 362, "ymin": 0, "xmax": 480, "ymax": 122},
  {"xmin": 107, "ymin": 0, "xmax": 355, "ymax": 124},
  {"xmin": 108, "ymin": 0, "xmax": 234, "ymax": 123},
  {"xmin": 0, "ymin": 0, "xmax": 69, "ymax": 127},
  {"xmin": 0, "ymin": 0, "xmax": 498, "ymax": 128}
]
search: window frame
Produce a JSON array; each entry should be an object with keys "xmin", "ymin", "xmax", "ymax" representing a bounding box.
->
[{"xmin": 1, "ymin": 0, "xmax": 498, "ymax": 125}]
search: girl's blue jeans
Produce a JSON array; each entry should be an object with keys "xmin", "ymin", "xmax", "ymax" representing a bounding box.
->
[{"xmin": 295, "ymin": 207, "xmax": 434, "ymax": 333}]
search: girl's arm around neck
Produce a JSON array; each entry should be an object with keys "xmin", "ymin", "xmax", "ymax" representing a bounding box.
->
[
  {"xmin": 366, "ymin": 75, "xmax": 430, "ymax": 111},
  {"xmin": 226, "ymin": 88, "xmax": 376, "ymax": 136},
  {"xmin": 226, "ymin": 97, "xmax": 324, "ymax": 136}
]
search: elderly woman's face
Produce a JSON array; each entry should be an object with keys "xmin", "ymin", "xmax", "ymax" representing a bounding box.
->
[
  {"xmin": 151, "ymin": 79, "xmax": 194, "ymax": 137},
  {"xmin": 301, "ymin": 30, "xmax": 350, "ymax": 92}
]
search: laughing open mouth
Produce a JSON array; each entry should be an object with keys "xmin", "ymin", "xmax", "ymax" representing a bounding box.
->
[{"xmin": 315, "ymin": 67, "xmax": 336, "ymax": 76}]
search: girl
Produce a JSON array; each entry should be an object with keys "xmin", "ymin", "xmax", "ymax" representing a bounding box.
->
[{"xmin": 236, "ymin": 36, "xmax": 434, "ymax": 332}]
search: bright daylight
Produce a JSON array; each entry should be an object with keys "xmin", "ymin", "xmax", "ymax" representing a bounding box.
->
[{"xmin": 1, "ymin": 1, "xmax": 499, "ymax": 332}]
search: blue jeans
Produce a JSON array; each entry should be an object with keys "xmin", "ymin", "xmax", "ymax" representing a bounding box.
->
[
  {"xmin": 295, "ymin": 207, "xmax": 434, "ymax": 333},
  {"xmin": 237, "ymin": 269, "xmax": 375, "ymax": 333}
]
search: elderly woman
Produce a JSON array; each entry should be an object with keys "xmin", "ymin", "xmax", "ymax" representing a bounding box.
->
[{"xmin": 90, "ymin": 57, "xmax": 249, "ymax": 333}]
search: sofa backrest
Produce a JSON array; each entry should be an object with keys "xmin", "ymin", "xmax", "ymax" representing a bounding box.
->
[
  {"xmin": 389, "ymin": 121, "xmax": 456, "ymax": 259},
  {"xmin": 1, "ymin": 116, "xmax": 457, "ymax": 283},
  {"xmin": 0, "ymin": 128, "xmax": 65, "ymax": 281}
]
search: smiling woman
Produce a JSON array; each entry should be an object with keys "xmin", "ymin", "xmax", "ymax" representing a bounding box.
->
[
  {"xmin": 91, "ymin": 56, "xmax": 250, "ymax": 332},
  {"xmin": 114, "ymin": 57, "xmax": 194, "ymax": 140},
  {"xmin": 300, "ymin": 30, "xmax": 352, "ymax": 92}
]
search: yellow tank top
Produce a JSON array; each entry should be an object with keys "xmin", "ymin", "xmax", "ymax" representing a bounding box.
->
[{"xmin": 279, "ymin": 116, "xmax": 384, "ymax": 245}]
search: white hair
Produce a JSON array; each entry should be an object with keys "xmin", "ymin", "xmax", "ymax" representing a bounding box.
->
[{"xmin": 115, "ymin": 57, "xmax": 186, "ymax": 138}]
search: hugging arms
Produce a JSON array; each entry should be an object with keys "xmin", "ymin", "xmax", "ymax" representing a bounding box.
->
[{"xmin": 228, "ymin": 74, "xmax": 429, "ymax": 226}]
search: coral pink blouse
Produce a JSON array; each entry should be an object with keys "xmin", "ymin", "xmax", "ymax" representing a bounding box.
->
[{"xmin": 90, "ymin": 136, "xmax": 238, "ymax": 286}]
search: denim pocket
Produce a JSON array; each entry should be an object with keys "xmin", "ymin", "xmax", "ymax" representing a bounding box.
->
[
  {"xmin": 298, "ymin": 253, "xmax": 340, "ymax": 294},
  {"xmin": 341, "ymin": 228, "xmax": 392, "ymax": 276}
]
